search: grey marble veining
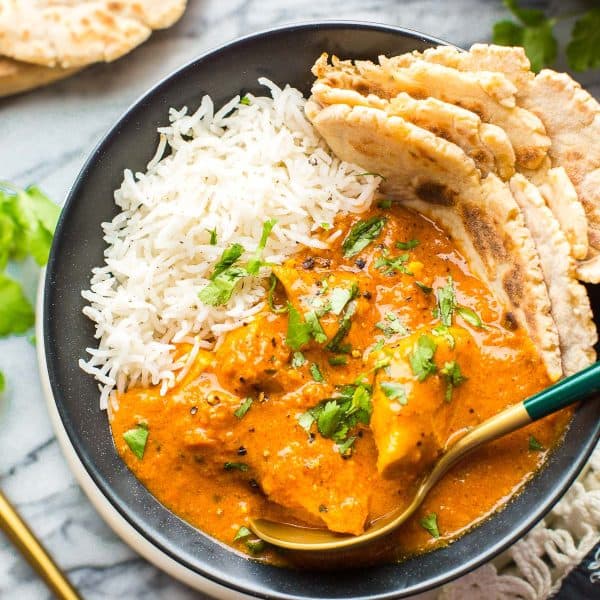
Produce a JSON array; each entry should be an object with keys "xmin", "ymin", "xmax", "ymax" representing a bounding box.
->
[{"xmin": 1, "ymin": 1, "xmax": 599, "ymax": 598}]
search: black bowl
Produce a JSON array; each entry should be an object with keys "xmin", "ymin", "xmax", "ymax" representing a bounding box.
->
[{"xmin": 43, "ymin": 21, "xmax": 600, "ymax": 599}]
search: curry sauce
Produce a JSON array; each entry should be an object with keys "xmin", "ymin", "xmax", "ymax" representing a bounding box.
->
[{"xmin": 109, "ymin": 205, "xmax": 567, "ymax": 566}]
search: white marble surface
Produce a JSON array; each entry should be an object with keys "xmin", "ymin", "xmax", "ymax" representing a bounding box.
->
[{"xmin": 1, "ymin": 1, "xmax": 599, "ymax": 599}]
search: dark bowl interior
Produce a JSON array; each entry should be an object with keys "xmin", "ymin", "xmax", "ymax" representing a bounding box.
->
[{"xmin": 43, "ymin": 21, "xmax": 600, "ymax": 600}]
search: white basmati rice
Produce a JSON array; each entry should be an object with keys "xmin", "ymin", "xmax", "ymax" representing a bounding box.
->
[{"xmin": 79, "ymin": 79, "xmax": 379, "ymax": 408}]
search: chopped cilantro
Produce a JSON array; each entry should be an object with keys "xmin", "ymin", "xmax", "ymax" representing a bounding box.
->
[
  {"xmin": 396, "ymin": 239, "xmax": 419, "ymax": 250},
  {"xmin": 298, "ymin": 383, "xmax": 372, "ymax": 445},
  {"xmin": 198, "ymin": 243, "xmax": 247, "ymax": 306},
  {"xmin": 224, "ymin": 462, "xmax": 249, "ymax": 472},
  {"xmin": 329, "ymin": 282, "xmax": 358, "ymax": 316},
  {"xmin": 369, "ymin": 338, "xmax": 385, "ymax": 355},
  {"xmin": 342, "ymin": 216, "xmax": 386, "ymax": 258},
  {"xmin": 457, "ymin": 305, "xmax": 485, "ymax": 328},
  {"xmin": 415, "ymin": 281, "xmax": 432, "ymax": 294},
  {"xmin": 245, "ymin": 539, "xmax": 266, "ymax": 554},
  {"xmin": 431, "ymin": 324, "xmax": 455, "ymax": 349},
  {"xmin": 375, "ymin": 249, "xmax": 411, "ymax": 275},
  {"xmin": 310, "ymin": 363, "xmax": 325, "ymax": 382},
  {"xmin": 291, "ymin": 351, "xmax": 306, "ymax": 368},
  {"xmin": 247, "ymin": 218, "xmax": 276, "ymax": 275},
  {"xmin": 529, "ymin": 435, "xmax": 544, "ymax": 451},
  {"xmin": 380, "ymin": 381, "xmax": 408, "ymax": 405},
  {"xmin": 326, "ymin": 300, "xmax": 356, "ymax": 352},
  {"xmin": 410, "ymin": 335, "xmax": 438, "ymax": 382},
  {"xmin": 305, "ymin": 310, "xmax": 327, "ymax": 344},
  {"xmin": 123, "ymin": 423, "xmax": 149, "ymax": 460},
  {"xmin": 328, "ymin": 355, "xmax": 348, "ymax": 366},
  {"xmin": 336, "ymin": 435, "xmax": 356, "ymax": 457},
  {"xmin": 440, "ymin": 361, "xmax": 466, "ymax": 402},
  {"xmin": 377, "ymin": 199, "xmax": 393, "ymax": 209},
  {"xmin": 267, "ymin": 273, "xmax": 288, "ymax": 314},
  {"xmin": 240, "ymin": 95, "xmax": 251, "ymax": 105},
  {"xmin": 234, "ymin": 526, "xmax": 252, "ymax": 541},
  {"xmin": 206, "ymin": 228, "xmax": 217, "ymax": 245},
  {"xmin": 375, "ymin": 312, "xmax": 408, "ymax": 337},
  {"xmin": 436, "ymin": 277, "xmax": 456, "ymax": 327},
  {"xmin": 0, "ymin": 371, "xmax": 5, "ymax": 393},
  {"xmin": 234, "ymin": 398, "xmax": 253, "ymax": 419},
  {"xmin": 321, "ymin": 222, "xmax": 332, "ymax": 230},
  {"xmin": 419, "ymin": 512, "xmax": 440, "ymax": 538},
  {"xmin": 285, "ymin": 303, "xmax": 311, "ymax": 350}
]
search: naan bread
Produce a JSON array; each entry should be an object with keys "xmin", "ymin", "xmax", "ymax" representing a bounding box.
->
[
  {"xmin": 306, "ymin": 99, "xmax": 562, "ymax": 381},
  {"xmin": 411, "ymin": 44, "xmax": 597, "ymax": 277},
  {"xmin": 0, "ymin": 56, "xmax": 80, "ymax": 97},
  {"xmin": 510, "ymin": 175, "xmax": 596, "ymax": 375},
  {"xmin": 311, "ymin": 82, "xmax": 515, "ymax": 179},
  {"xmin": 0, "ymin": 0, "xmax": 186, "ymax": 69},
  {"xmin": 313, "ymin": 53, "xmax": 549, "ymax": 170}
]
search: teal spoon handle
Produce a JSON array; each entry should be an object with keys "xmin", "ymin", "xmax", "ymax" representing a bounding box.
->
[{"xmin": 524, "ymin": 361, "xmax": 600, "ymax": 421}]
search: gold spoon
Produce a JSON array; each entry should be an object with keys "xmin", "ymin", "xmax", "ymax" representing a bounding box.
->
[
  {"xmin": 249, "ymin": 361, "xmax": 600, "ymax": 551},
  {"xmin": 0, "ymin": 490, "xmax": 82, "ymax": 599}
]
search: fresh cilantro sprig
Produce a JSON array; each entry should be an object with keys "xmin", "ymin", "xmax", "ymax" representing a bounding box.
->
[
  {"xmin": 297, "ymin": 382, "xmax": 373, "ymax": 448},
  {"xmin": 493, "ymin": 0, "xmax": 600, "ymax": 72}
]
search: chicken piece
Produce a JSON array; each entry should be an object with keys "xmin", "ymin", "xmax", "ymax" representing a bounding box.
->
[{"xmin": 371, "ymin": 327, "xmax": 469, "ymax": 479}]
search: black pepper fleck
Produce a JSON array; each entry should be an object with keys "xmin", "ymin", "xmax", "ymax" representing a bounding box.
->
[
  {"xmin": 190, "ymin": 406, "xmax": 198, "ymax": 415},
  {"xmin": 355, "ymin": 258, "xmax": 366, "ymax": 269},
  {"xmin": 302, "ymin": 257, "xmax": 315, "ymax": 270},
  {"xmin": 362, "ymin": 291, "xmax": 372, "ymax": 300},
  {"xmin": 237, "ymin": 446, "xmax": 247, "ymax": 456}
]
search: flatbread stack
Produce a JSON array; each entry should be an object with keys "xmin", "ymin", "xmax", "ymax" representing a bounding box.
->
[
  {"xmin": 0, "ymin": 0, "xmax": 187, "ymax": 97},
  {"xmin": 306, "ymin": 44, "xmax": 599, "ymax": 381}
]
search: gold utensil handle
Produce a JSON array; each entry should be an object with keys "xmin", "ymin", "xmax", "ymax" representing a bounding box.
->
[{"xmin": 0, "ymin": 490, "xmax": 81, "ymax": 600}]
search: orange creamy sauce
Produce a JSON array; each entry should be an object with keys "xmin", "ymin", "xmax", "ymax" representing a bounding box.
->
[{"xmin": 109, "ymin": 205, "xmax": 567, "ymax": 566}]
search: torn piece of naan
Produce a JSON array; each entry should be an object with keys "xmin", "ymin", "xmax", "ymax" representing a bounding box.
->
[
  {"xmin": 311, "ymin": 82, "xmax": 515, "ymax": 179},
  {"xmin": 510, "ymin": 175, "xmax": 596, "ymax": 375},
  {"xmin": 311, "ymin": 53, "xmax": 550, "ymax": 170},
  {"xmin": 306, "ymin": 99, "xmax": 562, "ymax": 381}
]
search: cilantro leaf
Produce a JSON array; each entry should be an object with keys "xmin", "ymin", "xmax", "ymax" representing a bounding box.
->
[
  {"xmin": 0, "ymin": 370, "xmax": 5, "ymax": 393},
  {"xmin": 567, "ymin": 9, "xmax": 600, "ymax": 72},
  {"xmin": 493, "ymin": 0, "xmax": 557, "ymax": 72},
  {"xmin": 234, "ymin": 526, "xmax": 252, "ymax": 541},
  {"xmin": 529, "ymin": 434, "xmax": 544, "ymax": 451},
  {"xmin": 285, "ymin": 304, "xmax": 311, "ymax": 350},
  {"xmin": 440, "ymin": 360, "xmax": 466, "ymax": 402},
  {"xmin": 377, "ymin": 199, "xmax": 392, "ymax": 209},
  {"xmin": 206, "ymin": 228, "xmax": 217, "ymax": 245},
  {"xmin": 329, "ymin": 283, "xmax": 358, "ymax": 315},
  {"xmin": 234, "ymin": 398, "xmax": 253, "ymax": 419},
  {"xmin": 267, "ymin": 273, "xmax": 288, "ymax": 314},
  {"xmin": 336, "ymin": 435, "xmax": 356, "ymax": 457},
  {"xmin": 375, "ymin": 312, "xmax": 408, "ymax": 337},
  {"xmin": 436, "ymin": 277, "xmax": 456, "ymax": 327},
  {"xmin": 419, "ymin": 512, "xmax": 440, "ymax": 538},
  {"xmin": 328, "ymin": 355, "xmax": 348, "ymax": 366},
  {"xmin": 315, "ymin": 400, "xmax": 344, "ymax": 438},
  {"xmin": 211, "ymin": 243, "xmax": 244, "ymax": 277},
  {"xmin": 380, "ymin": 381, "xmax": 408, "ymax": 405},
  {"xmin": 297, "ymin": 411, "xmax": 315, "ymax": 432},
  {"xmin": 198, "ymin": 266, "xmax": 248, "ymax": 306},
  {"xmin": 375, "ymin": 249, "xmax": 410, "ymax": 275},
  {"xmin": 310, "ymin": 363, "xmax": 325, "ymax": 383},
  {"xmin": 247, "ymin": 219, "xmax": 276, "ymax": 275},
  {"xmin": 245, "ymin": 539, "xmax": 265, "ymax": 554},
  {"xmin": 305, "ymin": 310, "xmax": 327, "ymax": 344},
  {"xmin": 123, "ymin": 423, "xmax": 149, "ymax": 460},
  {"xmin": 240, "ymin": 95, "xmax": 251, "ymax": 106},
  {"xmin": 432, "ymin": 324, "xmax": 455, "ymax": 349},
  {"xmin": 326, "ymin": 300, "xmax": 356, "ymax": 352},
  {"xmin": 395, "ymin": 239, "xmax": 419, "ymax": 250},
  {"xmin": 224, "ymin": 462, "xmax": 249, "ymax": 472},
  {"xmin": 0, "ymin": 273, "xmax": 34, "ymax": 337},
  {"xmin": 342, "ymin": 216, "xmax": 386, "ymax": 258},
  {"xmin": 456, "ymin": 305, "xmax": 485, "ymax": 328},
  {"xmin": 410, "ymin": 335, "xmax": 438, "ymax": 382}
]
